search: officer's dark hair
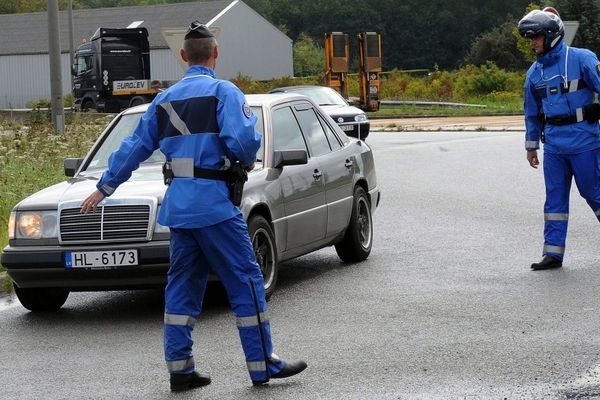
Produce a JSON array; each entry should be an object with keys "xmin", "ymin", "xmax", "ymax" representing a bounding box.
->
[
  {"xmin": 184, "ymin": 37, "xmax": 217, "ymax": 63},
  {"xmin": 183, "ymin": 21, "xmax": 217, "ymax": 63}
]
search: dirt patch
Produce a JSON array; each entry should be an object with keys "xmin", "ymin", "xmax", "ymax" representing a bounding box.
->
[{"xmin": 371, "ymin": 115, "xmax": 524, "ymax": 131}]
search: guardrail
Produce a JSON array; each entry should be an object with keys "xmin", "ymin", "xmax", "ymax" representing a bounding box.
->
[{"xmin": 380, "ymin": 100, "xmax": 486, "ymax": 108}]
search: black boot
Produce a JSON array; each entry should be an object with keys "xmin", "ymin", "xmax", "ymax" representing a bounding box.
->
[
  {"xmin": 170, "ymin": 371, "xmax": 211, "ymax": 392},
  {"xmin": 252, "ymin": 360, "xmax": 308, "ymax": 386},
  {"xmin": 531, "ymin": 255, "xmax": 562, "ymax": 270}
]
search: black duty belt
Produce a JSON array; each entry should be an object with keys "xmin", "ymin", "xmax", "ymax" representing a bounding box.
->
[
  {"xmin": 162, "ymin": 162, "xmax": 228, "ymax": 185},
  {"xmin": 545, "ymin": 115, "xmax": 579, "ymax": 126},
  {"xmin": 544, "ymin": 103, "xmax": 600, "ymax": 126}
]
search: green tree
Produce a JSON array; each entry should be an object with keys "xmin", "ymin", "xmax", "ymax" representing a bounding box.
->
[
  {"xmin": 513, "ymin": 3, "xmax": 541, "ymax": 63},
  {"xmin": 0, "ymin": 0, "xmax": 20, "ymax": 14},
  {"xmin": 544, "ymin": 0, "xmax": 600, "ymax": 56},
  {"xmin": 464, "ymin": 19, "xmax": 530, "ymax": 70},
  {"xmin": 293, "ymin": 33, "xmax": 324, "ymax": 77}
]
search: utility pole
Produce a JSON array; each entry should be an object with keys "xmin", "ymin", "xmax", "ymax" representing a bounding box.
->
[
  {"xmin": 68, "ymin": 0, "xmax": 74, "ymax": 94},
  {"xmin": 47, "ymin": 0, "xmax": 65, "ymax": 134}
]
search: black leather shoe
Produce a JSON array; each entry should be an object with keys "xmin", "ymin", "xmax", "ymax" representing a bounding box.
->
[
  {"xmin": 531, "ymin": 256, "xmax": 562, "ymax": 270},
  {"xmin": 252, "ymin": 360, "xmax": 308, "ymax": 386},
  {"xmin": 170, "ymin": 371, "xmax": 211, "ymax": 392}
]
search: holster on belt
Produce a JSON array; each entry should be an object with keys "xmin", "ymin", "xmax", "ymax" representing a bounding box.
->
[
  {"xmin": 162, "ymin": 160, "xmax": 248, "ymax": 207},
  {"xmin": 584, "ymin": 103, "xmax": 600, "ymax": 124},
  {"xmin": 227, "ymin": 161, "xmax": 248, "ymax": 207}
]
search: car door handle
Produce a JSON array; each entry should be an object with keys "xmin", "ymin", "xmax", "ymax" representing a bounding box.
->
[
  {"xmin": 313, "ymin": 169, "xmax": 323, "ymax": 180},
  {"xmin": 345, "ymin": 159, "xmax": 353, "ymax": 168}
]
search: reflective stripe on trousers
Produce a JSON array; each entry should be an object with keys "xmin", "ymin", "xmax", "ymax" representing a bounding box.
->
[
  {"xmin": 542, "ymin": 149, "xmax": 600, "ymax": 261},
  {"xmin": 164, "ymin": 216, "xmax": 285, "ymax": 380}
]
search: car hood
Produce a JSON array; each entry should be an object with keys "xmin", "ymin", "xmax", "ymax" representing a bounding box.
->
[
  {"xmin": 14, "ymin": 164, "xmax": 167, "ymax": 211},
  {"xmin": 320, "ymin": 104, "xmax": 365, "ymax": 118},
  {"xmin": 14, "ymin": 163, "xmax": 263, "ymax": 211}
]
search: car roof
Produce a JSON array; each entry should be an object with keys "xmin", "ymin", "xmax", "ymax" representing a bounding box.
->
[
  {"xmin": 269, "ymin": 85, "xmax": 326, "ymax": 93},
  {"xmin": 120, "ymin": 92, "xmax": 312, "ymax": 116},
  {"xmin": 245, "ymin": 92, "xmax": 310, "ymax": 107}
]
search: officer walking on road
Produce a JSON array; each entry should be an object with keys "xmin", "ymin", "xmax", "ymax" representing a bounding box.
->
[
  {"xmin": 81, "ymin": 21, "xmax": 307, "ymax": 392},
  {"xmin": 519, "ymin": 8, "xmax": 600, "ymax": 270}
]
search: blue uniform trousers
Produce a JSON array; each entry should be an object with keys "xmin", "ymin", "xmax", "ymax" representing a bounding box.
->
[
  {"xmin": 543, "ymin": 148, "xmax": 600, "ymax": 260},
  {"xmin": 163, "ymin": 213, "xmax": 284, "ymax": 381}
]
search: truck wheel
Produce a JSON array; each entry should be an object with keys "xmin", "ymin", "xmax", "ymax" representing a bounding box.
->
[
  {"xmin": 129, "ymin": 96, "xmax": 148, "ymax": 108},
  {"xmin": 81, "ymin": 99, "xmax": 94, "ymax": 112},
  {"xmin": 335, "ymin": 186, "xmax": 373, "ymax": 262},
  {"xmin": 248, "ymin": 215, "xmax": 278, "ymax": 300},
  {"xmin": 14, "ymin": 286, "xmax": 69, "ymax": 312}
]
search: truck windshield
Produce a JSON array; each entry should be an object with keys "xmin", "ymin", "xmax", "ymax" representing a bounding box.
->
[
  {"xmin": 86, "ymin": 113, "xmax": 164, "ymax": 171},
  {"xmin": 74, "ymin": 55, "xmax": 93, "ymax": 75}
]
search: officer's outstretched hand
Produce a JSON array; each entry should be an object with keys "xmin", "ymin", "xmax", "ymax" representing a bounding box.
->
[
  {"xmin": 81, "ymin": 189, "xmax": 106, "ymax": 214},
  {"xmin": 527, "ymin": 150, "xmax": 539, "ymax": 169},
  {"xmin": 243, "ymin": 163, "xmax": 255, "ymax": 172}
]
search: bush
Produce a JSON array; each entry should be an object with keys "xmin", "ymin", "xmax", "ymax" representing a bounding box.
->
[{"xmin": 454, "ymin": 62, "xmax": 522, "ymax": 99}]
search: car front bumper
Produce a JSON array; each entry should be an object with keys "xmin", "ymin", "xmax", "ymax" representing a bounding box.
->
[
  {"xmin": 1, "ymin": 241, "xmax": 170, "ymax": 290},
  {"xmin": 338, "ymin": 121, "xmax": 370, "ymax": 139}
]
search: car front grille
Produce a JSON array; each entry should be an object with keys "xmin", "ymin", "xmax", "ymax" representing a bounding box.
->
[{"xmin": 59, "ymin": 203, "xmax": 153, "ymax": 244}]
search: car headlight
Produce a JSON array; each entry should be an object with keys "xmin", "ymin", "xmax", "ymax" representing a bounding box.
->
[
  {"xmin": 354, "ymin": 114, "xmax": 368, "ymax": 123},
  {"xmin": 15, "ymin": 211, "xmax": 58, "ymax": 239},
  {"xmin": 8, "ymin": 211, "xmax": 15, "ymax": 240}
]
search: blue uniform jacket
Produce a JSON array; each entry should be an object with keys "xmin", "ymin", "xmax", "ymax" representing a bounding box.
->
[
  {"xmin": 523, "ymin": 41, "xmax": 600, "ymax": 154},
  {"xmin": 96, "ymin": 65, "xmax": 262, "ymax": 228}
]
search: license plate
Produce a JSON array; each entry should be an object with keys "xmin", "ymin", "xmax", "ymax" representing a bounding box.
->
[
  {"xmin": 340, "ymin": 125, "xmax": 353, "ymax": 131},
  {"xmin": 65, "ymin": 249, "xmax": 139, "ymax": 269}
]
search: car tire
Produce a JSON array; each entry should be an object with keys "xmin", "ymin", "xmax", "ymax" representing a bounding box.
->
[
  {"xmin": 248, "ymin": 215, "xmax": 278, "ymax": 300},
  {"xmin": 335, "ymin": 186, "xmax": 373, "ymax": 262},
  {"xmin": 14, "ymin": 286, "xmax": 69, "ymax": 312}
]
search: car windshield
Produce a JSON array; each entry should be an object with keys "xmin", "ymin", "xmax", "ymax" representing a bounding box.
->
[
  {"xmin": 86, "ymin": 113, "xmax": 164, "ymax": 171},
  {"xmin": 85, "ymin": 107, "xmax": 265, "ymax": 172},
  {"xmin": 288, "ymin": 87, "xmax": 347, "ymax": 106}
]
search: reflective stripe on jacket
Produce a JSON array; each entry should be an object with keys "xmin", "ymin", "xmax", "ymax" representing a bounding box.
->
[
  {"xmin": 523, "ymin": 41, "xmax": 600, "ymax": 154},
  {"xmin": 96, "ymin": 65, "xmax": 261, "ymax": 228}
]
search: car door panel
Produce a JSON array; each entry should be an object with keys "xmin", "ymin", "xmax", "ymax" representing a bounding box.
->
[{"xmin": 270, "ymin": 104, "xmax": 326, "ymax": 251}]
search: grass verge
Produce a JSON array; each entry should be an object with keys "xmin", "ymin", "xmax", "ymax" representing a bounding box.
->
[{"xmin": 0, "ymin": 111, "xmax": 111, "ymax": 292}]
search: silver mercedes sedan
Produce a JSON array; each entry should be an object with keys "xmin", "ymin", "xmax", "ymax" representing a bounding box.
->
[{"xmin": 1, "ymin": 93, "xmax": 380, "ymax": 311}]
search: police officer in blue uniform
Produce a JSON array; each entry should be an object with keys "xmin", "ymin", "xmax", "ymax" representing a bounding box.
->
[
  {"xmin": 519, "ymin": 8, "xmax": 600, "ymax": 270},
  {"xmin": 81, "ymin": 21, "xmax": 307, "ymax": 392}
]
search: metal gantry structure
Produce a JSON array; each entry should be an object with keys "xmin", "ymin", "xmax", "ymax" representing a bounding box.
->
[{"xmin": 325, "ymin": 31, "xmax": 382, "ymax": 112}]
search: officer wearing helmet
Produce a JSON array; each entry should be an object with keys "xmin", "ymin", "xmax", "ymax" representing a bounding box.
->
[
  {"xmin": 81, "ymin": 21, "xmax": 307, "ymax": 392},
  {"xmin": 519, "ymin": 8, "xmax": 600, "ymax": 270}
]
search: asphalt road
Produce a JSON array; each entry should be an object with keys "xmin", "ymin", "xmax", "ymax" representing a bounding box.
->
[{"xmin": 3, "ymin": 129, "xmax": 600, "ymax": 399}]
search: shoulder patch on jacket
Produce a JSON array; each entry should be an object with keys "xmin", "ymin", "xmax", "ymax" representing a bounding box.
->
[{"xmin": 242, "ymin": 102, "xmax": 253, "ymax": 118}]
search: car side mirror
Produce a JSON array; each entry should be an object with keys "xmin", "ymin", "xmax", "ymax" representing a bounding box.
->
[
  {"xmin": 64, "ymin": 158, "xmax": 83, "ymax": 177},
  {"xmin": 272, "ymin": 150, "xmax": 308, "ymax": 168}
]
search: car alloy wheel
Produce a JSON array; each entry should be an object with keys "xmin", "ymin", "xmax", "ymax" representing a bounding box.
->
[
  {"xmin": 248, "ymin": 215, "xmax": 278, "ymax": 299},
  {"xmin": 335, "ymin": 186, "xmax": 373, "ymax": 262}
]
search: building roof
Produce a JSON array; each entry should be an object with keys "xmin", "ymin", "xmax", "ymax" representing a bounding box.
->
[{"xmin": 0, "ymin": 0, "xmax": 233, "ymax": 55}]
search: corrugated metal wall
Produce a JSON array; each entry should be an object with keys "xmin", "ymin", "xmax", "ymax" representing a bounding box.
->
[
  {"xmin": 0, "ymin": 53, "xmax": 72, "ymax": 109},
  {"xmin": 0, "ymin": 1, "xmax": 293, "ymax": 109},
  {"xmin": 150, "ymin": 49, "xmax": 186, "ymax": 80},
  {"xmin": 0, "ymin": 51, "xmax": 182, "ymax": 109}
]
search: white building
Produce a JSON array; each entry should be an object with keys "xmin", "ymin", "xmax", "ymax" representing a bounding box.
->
[{"xmin": 0, "ymin": 0, "xmax": 293, "ymax": 109}]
